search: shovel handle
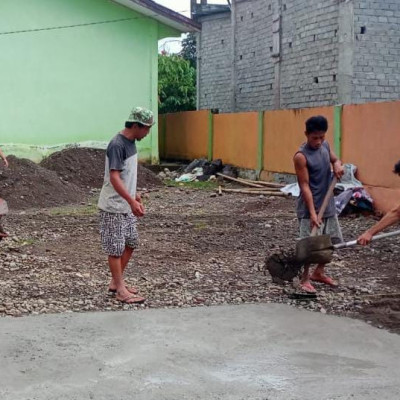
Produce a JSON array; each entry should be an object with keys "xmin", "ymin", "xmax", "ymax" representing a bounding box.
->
[
  {"xmin": 310, "ymin": 176, "xmax": 338, "ymax": 236},
  {"xmin": 334, "ymin": 228, "xmax": 400, "ymax": 250}
]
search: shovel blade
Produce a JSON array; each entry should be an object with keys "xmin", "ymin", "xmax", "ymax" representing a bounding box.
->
[
  {"xmin": 0, "ymin": 199, "xmax": 8, "ymax": 215},
  {"xmin": 296, "ymin": 235, "xmax": 333, "ymax": 264},
  {"xmin": 306, "ymin": 248, "xmax": 334, "ymax": 264}
]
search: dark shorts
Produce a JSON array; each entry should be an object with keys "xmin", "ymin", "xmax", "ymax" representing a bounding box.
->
[{"xmin": 99, "ymin": 211, "xmax": 139, "ymax": 257}]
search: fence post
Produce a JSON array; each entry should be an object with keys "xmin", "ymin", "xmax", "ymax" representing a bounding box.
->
[
  {"xmin": 334, "ymin": 105, "xmax": 343, "ymax": 159},
  {"xmin": 257, "ymin": 111, "xmax": 264, "ymax": 175},
  {"xmin": 208, "ymin": 110, "xmax": 214, "ymax": 161}
]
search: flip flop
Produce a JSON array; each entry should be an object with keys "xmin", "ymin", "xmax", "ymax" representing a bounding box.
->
[
  {"xmin": 300, "ymin": 282, "xmax": 317, "ymax": 294},
  {"xmin": 116, "ymin": 294, "xmax": 146, "ymax": 304},
  {"xmin": 310, "ymin": 275, "xmax": 338, "ymax": 287},
  {"xmin": 289, "ymin": 292, "xmax": 317, "ymax": 300},
  {"xmin": 108, "ymin": 286, "xmax": 138, "ymax": 296}
]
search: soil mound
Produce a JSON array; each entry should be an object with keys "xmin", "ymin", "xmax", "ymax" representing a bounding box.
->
[
  {"xmin": 40, "ymin": 148, "xmax": 105, "ymax": 189},
  {"xmin": 137, "ymin": 163, "xmax": 163, "ymax": 189},
  {"xmin": 40, "ymin": 147, "xmax": 163, "ymax": 190},
  {"xmin": 0, "ymin": 148, "xmax": 162, "ymax": 211},
  {"xmin": 0, "ymin": 156, "xmax": 86, "ymax": 210}
]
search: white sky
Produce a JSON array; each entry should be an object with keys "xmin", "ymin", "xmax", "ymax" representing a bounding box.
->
[{"xmin": 154, "ymin": 0, "xmax": 228, "ymax": 53}]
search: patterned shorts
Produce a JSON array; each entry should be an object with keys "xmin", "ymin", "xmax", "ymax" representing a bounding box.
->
[
  {"xmin": 99, "ymin": 211, "xmax": 139, "ymax": 257},
  {"xmin": 299, "ymin": 215, "xmax": 343, "ymax": 244}
]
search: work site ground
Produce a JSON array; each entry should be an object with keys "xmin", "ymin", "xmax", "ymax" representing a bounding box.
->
[{"xmin": 1, "ymin": 178, "xmax": 399, "ymax": 334}]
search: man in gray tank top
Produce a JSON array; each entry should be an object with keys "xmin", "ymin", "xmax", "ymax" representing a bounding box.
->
[
  {"xmin": 293, "ymin": 116, "xmax": 344, "ymax": 293},
  {"xmin": 98, "ymin": 107, "xmax": 154, "ymax": 304}
]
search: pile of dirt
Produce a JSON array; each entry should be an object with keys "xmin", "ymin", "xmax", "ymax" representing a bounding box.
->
[
  {"xmin": 40, "ymin": 148, "xmax": 105, "ymax": 189},
  {"xmin": 40, "ymin": 147, "xmax": 163, "ymax": 190},
  {"xmin": 0, "ymin": 156, "xmax": 86, "ymax": 210},
  {"xmin": 137, "ymin": 163, "xmax": 163, "ymax": 189},
  {"xmin": 0, "ymin": 148, "xmax": 163, "ymax": 210}
]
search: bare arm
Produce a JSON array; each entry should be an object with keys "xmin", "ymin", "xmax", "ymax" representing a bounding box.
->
[
  {"xmin": 294, "ymin": 152, "xmax": 320, "ymax": 228},
  {"xmin": 329, "ymin": 148, "xmax": 344, "ymax": 179},
  {"xmin": 110, "ymin": 170, "xmax": 144, "ymax": 217},
  {"xmin": 357, "ymin": 204, "xmax": 400, "ymax": 245},
  {"xmin": 0, "ymin": 148, "xmax": 8, "ymax": 167}
]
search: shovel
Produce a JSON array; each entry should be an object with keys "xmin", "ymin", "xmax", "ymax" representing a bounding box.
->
[
  {"xmin": 294, "ymin": 176, "xmax": 337, "ymax": 264},
  {"xmin": 0, "ymin": 199, "xmax": 8, "ymax": 241},
  {"xmin": 265, "ymin": 176, "xmax": 337, "ymax": 282},
  {"xmin": 296, "ymin": 229, "xmax": 400, "ymax": 265},
  {"xmin": 0, "ymin": 199, "xmax": 8, "ymax": 215}
]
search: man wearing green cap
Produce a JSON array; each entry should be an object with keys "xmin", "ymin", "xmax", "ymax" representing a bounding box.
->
[{"xmin": 98, "ymin": 107, "xmax": 154, "ymax": 304}]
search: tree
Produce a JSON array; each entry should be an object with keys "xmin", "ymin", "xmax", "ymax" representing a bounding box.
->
[
  {"xmin": 158, "ymin": 53, "xmax": 196, "ymax": 114},
  {"xmin": 179, "ymin": 33, "xmax": 197, "ymax": 69}
]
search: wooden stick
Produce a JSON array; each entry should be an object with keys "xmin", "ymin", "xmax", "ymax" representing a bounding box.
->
[
  {"xmin": 242, "ymin": 179, "xmax": 285, "ymax": 188},
  {"xmin": 235, "ymin": 186, "xmax": 281, "ymax": 192},
  {"xmin": 220, "ymin": 188, "xmax": 289, "ymax": 196},
  {"xmin": 218, "ymin": 185, "xmax": 222, "ymax": 196},
  {"xmin": 216, "ymin": 173, "xmax": 264, "ymax": 188}
]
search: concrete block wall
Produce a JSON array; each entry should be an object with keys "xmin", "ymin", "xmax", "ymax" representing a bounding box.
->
[
  {"xmin": 198, "ymin": 12, "xmax": 233, "ymax": 112},
  {"xmin": 234, "ymin": 0, "xmax": 275, "ymax": 111},
  {"xmin": 352, "ymin": 0, "xmax": 400, "ymax": 103},
  {"xmin": 280, "ymin": 0, "xmax": 339, "ymax": 108},
  {"xmin": 197, "ymin": 0, "xmax": 400, "ymax": 112}
]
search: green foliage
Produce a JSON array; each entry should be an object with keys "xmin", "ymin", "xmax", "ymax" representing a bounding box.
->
[
  {"xmin": 180, "ymin": 33, "xmax": 197, "ymax": 69},
  {"xmin": 158, "ymin": 54, "xmax": 196, "ymax": 114}
]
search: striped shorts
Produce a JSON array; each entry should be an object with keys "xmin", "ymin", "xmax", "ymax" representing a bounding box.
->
[{"xmin": 99, "ymin": 211, "xmax": 139, "ymax": 257}]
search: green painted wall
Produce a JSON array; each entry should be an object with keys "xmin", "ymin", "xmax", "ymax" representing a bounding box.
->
[{"xmin": 0, "ymin": 0, "xmax": 181, "ymax": 162}]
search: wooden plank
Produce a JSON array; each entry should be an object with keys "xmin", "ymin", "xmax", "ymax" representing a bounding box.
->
[{"xmin": 216, "ymin": 173, "xmax": 264, "ymax": 188}]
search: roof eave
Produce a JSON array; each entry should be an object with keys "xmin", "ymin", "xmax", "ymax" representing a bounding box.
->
[{"xmin": 112, "ymin": 0, "xmax": 201, "ymax": 32}]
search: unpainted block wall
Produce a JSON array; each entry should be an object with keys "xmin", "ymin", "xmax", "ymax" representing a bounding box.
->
[
  {"xmin": 197, "ymin": 0, "xmax": 400, "ymax": 112},
  {"xmin": 198, "ymin": 1, "xmax": 340, "ymax": 111},
  {"xmin": 234, "ymin": 0, "xmax": 275, "ymax": 111},
  {"xmin": 280, "ymin": 0, "xmax": 339, "ymax": 108},
  {"xmin": 352, "ymin": 0, "xmax": 400, "ymax": 103},
  {"xmin": 198, "ymin": 12, "xmax": 232, "ymax": 113}
]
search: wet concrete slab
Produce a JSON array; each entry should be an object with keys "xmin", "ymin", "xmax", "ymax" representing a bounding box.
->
[{"xmin": 0, "ymin": 303, "xmax": 399, "ymax": 400}]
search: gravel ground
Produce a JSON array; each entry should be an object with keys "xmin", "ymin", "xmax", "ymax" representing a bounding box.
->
[{"xmin": 1, "ymin": 186, "xmax": 399, "ymax": 334}]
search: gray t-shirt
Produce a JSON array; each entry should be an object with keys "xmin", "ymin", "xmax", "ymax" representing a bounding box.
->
[
  {"xmin": 296, "ymin": 141, "xmax": 336, "ymax": 219},
  {"xmin": 98, "ymin": 133, "xmax": 138, "ymax": 213}
]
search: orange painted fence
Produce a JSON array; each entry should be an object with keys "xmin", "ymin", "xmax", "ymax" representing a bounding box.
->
[
  {"xmin": 341, "ymin": 102, "xmax": 400, "ymax": 213},
  {"xmin": 159, "ymin": 101, "xmax": 400, "ymax": 212},
  {"xmin": 158, "ymin": 110, "xmax": 209, "ymax": 160}
]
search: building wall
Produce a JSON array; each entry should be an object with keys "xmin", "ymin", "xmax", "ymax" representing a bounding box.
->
[
  {"xmin": 352, "ymin": 0, "xmax": 400, "ymax": 103},
  {"xmin": 280, "ymin": 0, "xmax": 339, "ymax": 109},
  {"xmin": 234, "ymin": 0, "xmax": 275, "ymax": 111},
  {"xmin": 197, "ymin": 0, "xmax": 400, "ymax": 113},
  {"xmin": 0, "ymin": 0, "xmax": 180, "ymax": 162},
  {"xmin": 198, "ymin": 12, "xmax": 233, "ymax": 112},
  {"xmin": 198, "ymin": 0, "xmax": 340, "ymax": 112}
]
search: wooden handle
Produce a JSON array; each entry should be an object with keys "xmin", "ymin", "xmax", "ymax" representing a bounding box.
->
[{"xmin": 310, "ymin": 176, "xmax": 337, "ymax": 236}]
